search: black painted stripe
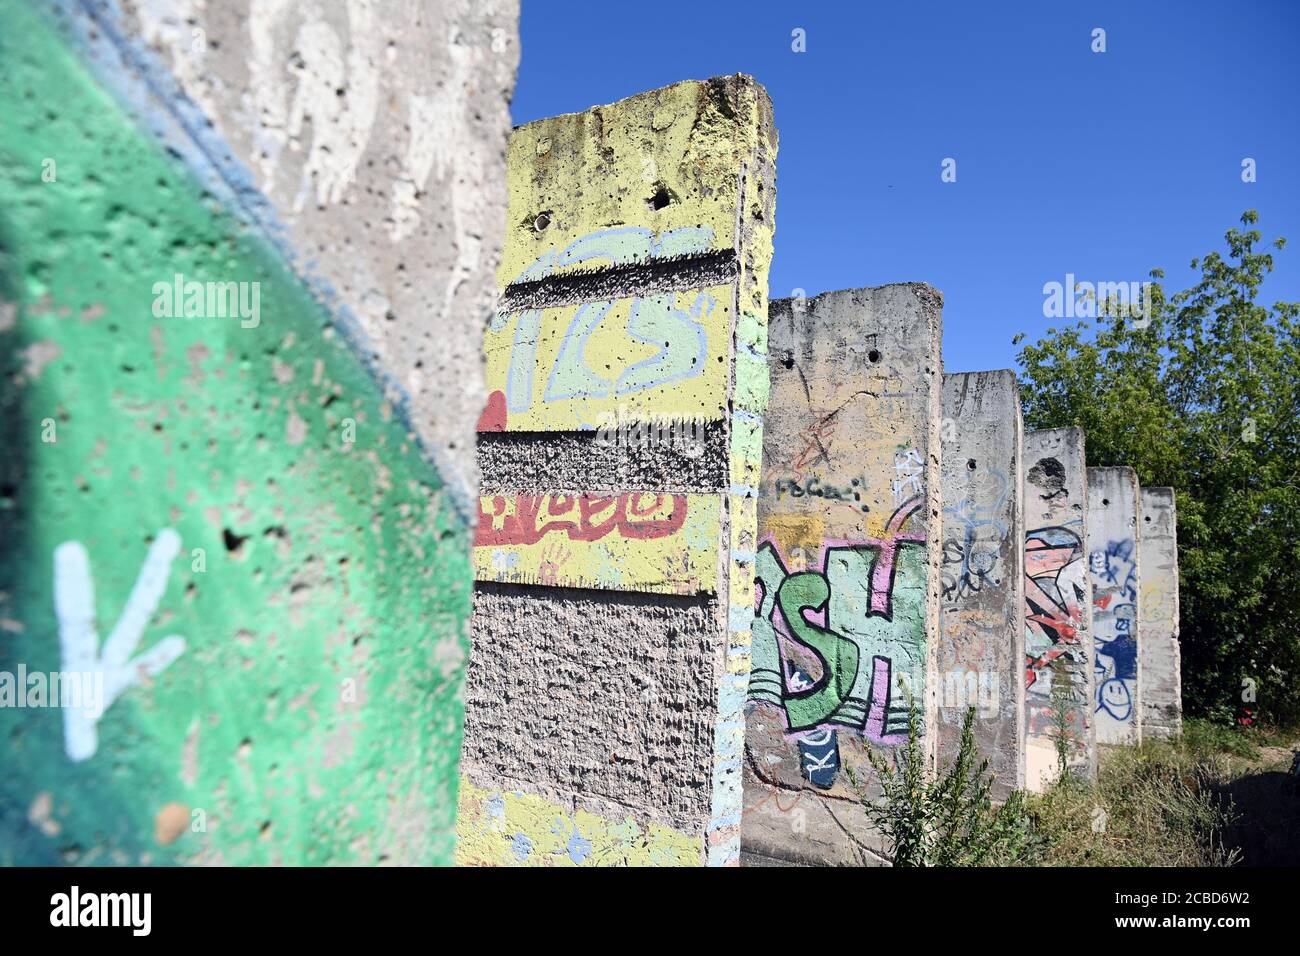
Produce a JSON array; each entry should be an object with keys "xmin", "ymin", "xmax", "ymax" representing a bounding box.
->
[{"xmin": 498, "ymin": 250, "xmax": 738, "ymax": 313}]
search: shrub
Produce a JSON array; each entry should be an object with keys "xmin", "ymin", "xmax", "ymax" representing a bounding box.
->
[{"xmin": 851, "ymin": 704, "xmax": 1040, "ymax": 866}]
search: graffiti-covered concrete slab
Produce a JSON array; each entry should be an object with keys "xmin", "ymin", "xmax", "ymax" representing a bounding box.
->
[
  {"xmin": 0, "ymin": 0, "xmax": 516, "ymax": 864},
  {"xmin": 459, "ymin": 76, "xmax": 777, "ymax": 866},
  {"xmin": 742, "ymin": 285, "xmax": 942, "ymax": 866},
  {"xmin": 939, "ymin": 371, "xmax": 1025, "ymax": 799},
  {"xmin": 1087, "ymin": 466, "xmax": 1142, "ymax": 745},
  {"xmin": 1139, "ymin": 487, "xmax": 1181, "ymax": 738},
  {"xmin": 1024, "ymin": 428, "xmax": 1096, "ymax": 790}
]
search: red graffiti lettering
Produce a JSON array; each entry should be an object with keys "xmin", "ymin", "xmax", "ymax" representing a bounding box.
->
[{"xmin": 476, "ymin": 492, "xmax": 688, "ymax": 546}]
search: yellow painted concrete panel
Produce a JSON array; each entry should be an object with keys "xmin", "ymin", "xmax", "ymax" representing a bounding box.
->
[
  {"xmin": 456, "ymin": 777, "xmax": 700, "ymax": 866},
  {"xmin": 484, "ymin": 284, "xmax": 733, "ymax": 431},
  {"xmin": 499, "ymin": 78, "xmax": 763, "ymax": 285},
  {"xmin": 474, "ymin": 492, "xmax": 721, "ymax": 594},
  {"xmin": 760, "ymin": 513, "xmax": 828, "ymax": 565}
]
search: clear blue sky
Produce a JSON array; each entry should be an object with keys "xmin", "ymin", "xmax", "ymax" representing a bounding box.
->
[{"xmin": 512, "ymin": 0, "xmax": 1299, "ymax": 374}]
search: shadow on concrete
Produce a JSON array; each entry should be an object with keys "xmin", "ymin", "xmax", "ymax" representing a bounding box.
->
[{"xmin": 1213, "ymin": 767, "xmax": 1300, "ymax": 866}]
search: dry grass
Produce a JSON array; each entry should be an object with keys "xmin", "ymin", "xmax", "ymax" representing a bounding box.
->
[{"xmin": 1023, "ymin": 723, "xmax": 1256, "ymax": 867}]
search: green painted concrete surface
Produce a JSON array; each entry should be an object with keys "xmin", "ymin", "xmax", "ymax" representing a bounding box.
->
[{"xmin": 0, "ymin": 0, "xmax": 471, "ymax": 865}]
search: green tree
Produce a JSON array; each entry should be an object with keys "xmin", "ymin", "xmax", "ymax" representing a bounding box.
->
[{"xmin": 1016, "ymin": 211, "xmax": 1300, "ymax": 725}]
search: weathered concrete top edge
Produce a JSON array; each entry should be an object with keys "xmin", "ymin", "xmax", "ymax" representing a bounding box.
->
[
  {"xmin": 1141, "ymin": 486, "xmax": 1177, "ymax": 500},
  {"xmin": 770, "ymin": 282, "xmax": 944, "ymax": 312},
  {"xmin": 942, "ymin": 367, "xmax": 1016, "ymax": 382},
  {"xmin": 510, "ymin": 73, "xmax": 772, "ymax": 131},
  {"xmin": 1087, "ymin": 464, "xmax": 1139, "ymax": 482},
  {"xmin": 1026, "ymin": 425, "xmax": 1085, "ymax": 443}
]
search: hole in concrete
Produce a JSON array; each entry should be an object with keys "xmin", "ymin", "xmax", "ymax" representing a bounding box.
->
[
  {"xmin": 648, "ymin": 186, "xmax": 672, "ymax": 211},
  {"xmin": 1144, "ymin": 515, "xmax": 1151, "ymax": 522},
  {"xmin": 532, "ymin": 212, "xmax": 551, "ymax": 232},
  {"xmin": 222, "ymin": 528, "xmax": 250, "ymax": 552},
  {"xmin": 867, "ymin": 349, "xmax": 882, "ymax": 363},
  {"xmin": 1102, "ymin": 498, "xmax": 1110, "ymax": 506},
  {"xmin": 967, "ymin": 459, "xmax": 977, "ymax": 470}
]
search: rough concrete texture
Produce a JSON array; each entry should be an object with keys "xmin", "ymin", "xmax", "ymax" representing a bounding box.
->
[
  {"xmin": 938, "ymin": 370, "xmax": 1025, "ymax": 799},
  {"xmin": 0, "ymin": 0, "xmax": 515, "ymax": 864},
  {"xmin": 1024, "ymin": 428, "xmax": 1096, "ymax": 791},
  {"xmin": 463, "ymin": 586, "xmax": 716, "ymax": 824},
  {"xmin": 461, "ymin": 76, "xmax": 778, "ymax": 866},
  {"xmin": 1087, "ymin": 466, "xmax": 1142, "ymax": 746},
  {"xmin": 1138, "ymin": 487, "xmax": 1181, "ymax": 738},
  {"xmin": 478, "ymin": 422, "xmax": 728, "ymax": 494},
  {"xmin": 742, "ymin": 285, "xmax": 943, "ymax": 867},
  {"xmin": 104, "ymin": 0, "xmax": 521, "ymax": 507}
]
